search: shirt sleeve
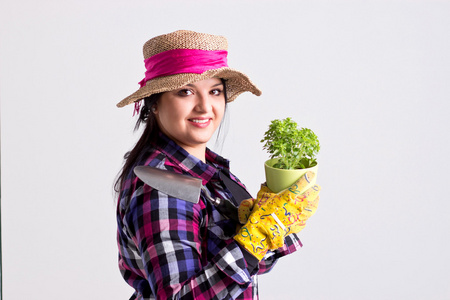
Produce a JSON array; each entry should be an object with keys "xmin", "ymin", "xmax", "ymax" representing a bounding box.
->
[{"xmin": 122, "ymin": 184, "xmax": 254, "ymax": 300}]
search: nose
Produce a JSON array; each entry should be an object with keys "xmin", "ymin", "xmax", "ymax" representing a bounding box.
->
[{"xmin": 194, "ymin": 92, "xmax": 213, "ymax": 113}]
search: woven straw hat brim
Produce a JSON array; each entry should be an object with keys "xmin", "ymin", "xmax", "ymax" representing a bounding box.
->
[{"xmin": 116, "ymin": 67, "xmax": 261, "ymax": 108}]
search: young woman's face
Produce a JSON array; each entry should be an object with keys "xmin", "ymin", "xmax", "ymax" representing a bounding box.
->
[{"xmin": 154, "ymin": 78, "xmax": 226, "ymax": 157}]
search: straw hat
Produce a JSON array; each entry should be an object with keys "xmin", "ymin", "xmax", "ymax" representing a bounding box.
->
[{"xmin": 116, "ymin": 30, "xmax": 262, "ymax": 108}]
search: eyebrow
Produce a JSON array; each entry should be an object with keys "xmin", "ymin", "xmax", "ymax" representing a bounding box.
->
[{"xmin": 185, "ymin": 82, "xmax": 223, "ymax": 88}]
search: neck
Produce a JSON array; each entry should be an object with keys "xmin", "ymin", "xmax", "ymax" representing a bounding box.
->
[
  {"xmin": 182, "ymin": 145, "xmax": 207, "ymax": 163},
  {"xmin": 158, "ymin": 130, "xmax": 208, "ymax": 163}
]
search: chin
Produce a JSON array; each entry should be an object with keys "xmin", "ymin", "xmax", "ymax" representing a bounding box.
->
[{"xmin": 191, "ymin": 133, "xmax": 215, "ymax": 143}]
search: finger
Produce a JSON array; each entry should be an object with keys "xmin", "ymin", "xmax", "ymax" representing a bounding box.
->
[
  {"xmin": 304, "ymin": 195, "xmax": 320, "ymax": 215},
  {"xmin": 295, "ymin": 194, "xmax": 320, "ymax": 222},
  {"xmin": 280, "ymin": 183, "xmax": 321, "ymax": 205},
  {"xmin": 285, "ymin": 172, "xmax": 316, "ymax": 196},
  {"xmin": 310, "ymin": 194, "xmax": 320, "ymax": 206},
  {"xmin": 301, "ymin": 184, "xmax": 321, "ymax": 202}
]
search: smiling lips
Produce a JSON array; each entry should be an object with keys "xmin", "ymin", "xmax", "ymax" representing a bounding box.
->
[{"xmin": 189, "ymin": 118, "xmax": 212, "ymax": 128}]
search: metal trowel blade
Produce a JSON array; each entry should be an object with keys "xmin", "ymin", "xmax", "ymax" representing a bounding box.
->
[{"xmin": 133, "ymin": 166, "xmax": 202, "ymax": 204}]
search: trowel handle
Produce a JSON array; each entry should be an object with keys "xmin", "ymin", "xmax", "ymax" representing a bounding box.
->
[{"xmin": 200, "ymin": 187, "xmax": 239, "ymax": 223}]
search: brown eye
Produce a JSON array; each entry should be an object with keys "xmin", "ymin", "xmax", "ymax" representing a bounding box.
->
[
  {"xmin": 211, "ymin": 89, "xmax": 222, "ymax": 96},
  {"xmin": 177, "ymin": 89, "xmax": 193, "ymax": 97}
]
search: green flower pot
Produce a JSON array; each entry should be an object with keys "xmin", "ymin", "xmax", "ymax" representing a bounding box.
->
[{"xmin": 264, "ymin": 158, "xmax": 318, "ymax": 193}]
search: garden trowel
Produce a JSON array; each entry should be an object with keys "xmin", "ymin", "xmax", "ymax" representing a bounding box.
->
[{"xmin": 133, "ymin": 166, "xmax": 239, "ymax": 222}]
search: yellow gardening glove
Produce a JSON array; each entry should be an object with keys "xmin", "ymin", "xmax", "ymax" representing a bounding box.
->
[
  {"xmin": 237, "ymin": 198, "xmax": 256, "ymax": 225},
  {"xmin": 234, "ymin": 172, "xmax": 321, "ymax": 260},
  {"xmin": 257, "ymin": 172, "xmax": 320, "ymax": 235}
]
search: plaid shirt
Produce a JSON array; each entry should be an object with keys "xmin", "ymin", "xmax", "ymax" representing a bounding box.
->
[{"xmin": 117, "ymin": 133, "xmax": 302, "ymax": 300}]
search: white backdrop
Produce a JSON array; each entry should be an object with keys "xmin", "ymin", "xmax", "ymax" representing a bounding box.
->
[{"xmin": 1, "ymin": 0, "xmax": 449, "ymax": 299}]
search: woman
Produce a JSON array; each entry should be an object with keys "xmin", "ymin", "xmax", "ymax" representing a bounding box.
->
[{"xmin": 115, "ymin": 30, "xmax": 320, "ymax": 300}]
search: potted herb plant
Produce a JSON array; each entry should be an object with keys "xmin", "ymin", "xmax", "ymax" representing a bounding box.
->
[{"xmin": 261, "ymin": 117, "xmax": 320, "ymax": 193}]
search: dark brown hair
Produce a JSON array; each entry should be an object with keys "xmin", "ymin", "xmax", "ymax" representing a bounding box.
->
[{"xmin": 114, "ymin": 93, "xmax": 162, "ymax": 193}]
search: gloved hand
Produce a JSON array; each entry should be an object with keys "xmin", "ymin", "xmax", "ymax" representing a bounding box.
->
[{"xmin": 234, "ymin": 172, "xmax": 321, "ymax": 260}]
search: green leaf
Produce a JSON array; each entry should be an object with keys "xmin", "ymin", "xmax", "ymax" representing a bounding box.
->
[{"xmin": 261, "ymin": 117, "xmax": 320, "ymax": 170}]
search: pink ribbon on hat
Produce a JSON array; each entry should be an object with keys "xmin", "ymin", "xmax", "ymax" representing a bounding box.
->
[{"xmin": 138, "ymin": 48, "xmax": 228, "ymax": 87}]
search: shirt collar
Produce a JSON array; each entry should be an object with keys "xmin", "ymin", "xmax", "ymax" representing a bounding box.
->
[{"xmin": 155, "ymin": 133, "xmax": 230, "ymax": 185}]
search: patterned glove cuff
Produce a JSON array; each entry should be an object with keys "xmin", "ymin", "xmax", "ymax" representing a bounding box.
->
[{"xmin": 234, "ymin": 225, "xmax": 269, "ymax": 261}]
